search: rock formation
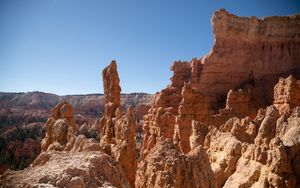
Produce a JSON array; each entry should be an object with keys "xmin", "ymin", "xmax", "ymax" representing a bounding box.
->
[
  {"xmin": 0, "ymin": 91, "xmax": 151, "ymax": 172},
  {"xmin": 141, "ymin": 9, "xmax": 300, "ymax": 157},
  {"xmin": 139, "ymin": 9, "xmax": 300, "ymax": 188},
  {"xmin": 41, "ymin": 101, "xmax": 77, "ymax": 152},
  {"xmin": 200, "ymin": 9, "xmax": 300, "ymax": 102},
  {"xmin": 0, "ymin": 62, "xmax": 137, "ymax": 187},
  {"xmin": 1, "ymin": 9, "xmax": 300, "ymax": 188},
  {"xmin": 139, "ymin": 73, "xmax": 300, "ymax": 188},
  {"xmin": 136, "ymin": 140, "xmax": 215, "ymax": 188},
  {"xmin": 0, "ymin": 100, "xmax": 130, "ymax": 188},
  {"xmin": 100, "ymin": 61, "xmax": 136, "ymax": 187},
  {"xmin": 1, "ymin": 151, "xmax": 129, "ymax": 188},
  {"xmin": 274, "ymin": 75, "xmax": 300, "ymax": 115}
]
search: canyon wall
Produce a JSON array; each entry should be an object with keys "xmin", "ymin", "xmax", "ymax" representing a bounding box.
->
[
  {"xmin": 141, "ymin": 9, "xmax": 300, "ymax": 157},
  {"xmin": 138, "ymin": 9, "xmax": 300, "ymax": 188},
  {"xmin": 1, "ymin": 9, "xmax": 300, "ymax": 188},
  {"xmin": 0, "ymin": 62, "xmax": 137, "ymax": 187},
  {"xmin": 0, "ymin": 91, "xmax": 151, "ymax": 172}
]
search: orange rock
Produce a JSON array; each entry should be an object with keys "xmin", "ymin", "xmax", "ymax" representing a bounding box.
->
[
  {"xmin": 141, "ymin": 9, "xmax": 300, "ymax": 159},
  {"xmin": 135, "ymin": 140, "xmax": 216, "ymax": 188},
  {"xmin": 139, "ymin": 10, "xmax": 300, "ymax": 188},
  {"xmin": 175, "ymin": 83, "xmax": 210, "ymax": 153},
  {"xmin": 1, "ymin": 151, "xmax": 130, "ymax": 188},
  {"xmin": 102, "ymin": 60, "xmax": 121, "ymax": 117},
  {"xmin": 274, "ymin": 75, "xmax": 300, "ymax": 115},
  {"xmin": 41, "ymin": 101, "xmax": 77, "ymax": 152},
  {"xmin": 100, "ymin": 61, "xmax": 136, "ymax": 187}
]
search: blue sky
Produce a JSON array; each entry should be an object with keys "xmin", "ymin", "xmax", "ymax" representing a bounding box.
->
[{"xmin": 1, "ymin": 0, "xmax": 300, "ymax": 95}]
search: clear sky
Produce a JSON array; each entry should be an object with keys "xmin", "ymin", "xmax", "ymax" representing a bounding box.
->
[{"xmin": 1, "ymin": 0, "xmax": 300, "ymax": 95}]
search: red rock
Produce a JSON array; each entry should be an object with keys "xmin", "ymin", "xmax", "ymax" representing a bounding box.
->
[
  {"xmin": 100, "ymin": 61, "xmax": 136, "ymax": 187},
  {"xmin": 141, "ymin": 9, "xmax": 300, "ymax": 158},
  {"xmin": 135, "ymin": 140, "xmax": 215, "ymax": 188},
  {"xmin": 102, "ymin": 60, "xmax": 121, "ymax": 117},
  {"xmin": 41, "ymin": 101, "xmax": 77, "ymax": 152},
  {"xmin": 139, "ymin": 9, "xmax": 300, "ymax": 188},
  {"xmin": 274, "ymin": 75, "xmax": 300, "ymax": 115}
]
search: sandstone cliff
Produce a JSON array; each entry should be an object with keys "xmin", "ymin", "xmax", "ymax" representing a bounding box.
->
[
  {"xmin": 100, "ymin": 61, "xmax": 136, "ymax": 187},
  {"xmin": 141, "ymin": 9, "xmax": 300, "ymax": 156},
  {"xmin": 0, "ymin": 91, "xmax": 151, "ymax": 172},
  {"xmin": 0, "ymin": 100, "xmax": 131, "ymax": 188},
  {"xmin": 0, "ymin": 62, "xmax": 137, "ymax": 187},
  {"xmin": 139, "ymin": 9, "xmax": 300, "ymax": 188},
  {"xmin": 1, "ymin": 9, "xmax": 300, "ymax": 188}
]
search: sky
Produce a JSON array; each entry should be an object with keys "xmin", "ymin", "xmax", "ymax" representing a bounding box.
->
[{"xmin": 0, "ymin": 0, "xmax": 300, "ymax": 95}]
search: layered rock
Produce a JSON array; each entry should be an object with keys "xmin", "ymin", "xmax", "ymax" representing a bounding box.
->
[
  {"xmin": 219, "ymin": 88, "xmax": 256, "ymax": 118},
  {"xmin": 274, "ymin": 75, "xmax": 300, "ymax": 115},
  {"xmin": 100, "ymin": 61, "xmax": 136, "ymax": 187},
  {"xmin": 198, "ymin": 9, "xmax": 300, "ymax": 102},
  {"xmin": 142, "ymin": 9, "xmax": 300, "ymax": 158},
  {"xmin": 0, "ymin": 100, "xmax": 129, "ymax": 188},
  {"xmin": 217, "ymin": 106, "xmax": 300, "ymax": 188},
  {"xmin": 0, "ymin": 151, "xmax": 130, "ymax": 188},
  {"xmin": 135, "ymin": 140, "xmax": 215, "ymax": 188},
  {"xmin": 141, "ymin": 62, "xmax": 193, "ymax": 157},
  {"xmin": 174, "ymin": 83, "xmax": 211, "ymax": 153},
  {"xmin": 190, "ymin": 76, "xmax": 300, "ymax": 187},
  {"xmin": 0, "ymin": 62, "xmax": 137, "ymax": 187},
  {"xmin": 139, "ymin": 10, "xmax": 300, "ymax": 188},
  {"xmin": 41, "ymin": 101, "xmax": 78, "ymax": 152}
]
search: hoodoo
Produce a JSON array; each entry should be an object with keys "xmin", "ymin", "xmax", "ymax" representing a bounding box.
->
[
  {"xmin": 139, "ymin": 9, "xmax": 300, "ymax": 188},
  {"xmin": 1, "ymin": 9, "xmax": 300, "ymax": 188}
]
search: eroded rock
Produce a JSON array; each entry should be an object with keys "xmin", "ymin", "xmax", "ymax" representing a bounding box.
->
[{"xmin": 100, "ymin": 61, "xmax": 136, "ymax": 187}]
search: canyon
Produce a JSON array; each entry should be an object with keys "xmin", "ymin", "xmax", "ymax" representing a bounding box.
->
[
  {"xmin": 1, "ymin": 9, "xmax": 300, "ymax": 188},
  {"xmin": 0, "ymin": 91, "xmax": 151, "ymax": 172}
]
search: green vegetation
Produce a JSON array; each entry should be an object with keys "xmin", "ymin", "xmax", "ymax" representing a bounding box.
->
[{"xmin": 0, "ymin": 125, "xmax": 43, "ymax": 171}]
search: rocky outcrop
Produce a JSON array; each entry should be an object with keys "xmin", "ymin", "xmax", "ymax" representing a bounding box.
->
[
  {"xmin": 0, "ymin": 91, "xmax": 151, "ymax": 172},
  {"xmin": 174, "ymin": 83, "xmax": 211, "ymax": 153},
  {"xmin": 0, "ymin": 100, "xmax": 129, "ymax": 188},
  {"xmin": 39, "ymin": 101, "xmax": 100, "ymax": 153},
  {"xmin": 102, "ymin": 60, "xmax": 121, "ymax": 117},
  {"xmin": 0, "ymin": 151, "xmax": 130, "ymax": 188},
  {"xmin": 139, "ymin": 10, "xmax": 300, "ymax": 188},
  {"xmin": 100, "ymin": 61, "xmax": 136, "ymax": 187},
  {"xmin": 141, "ymin": 62, "xmax": 192, "ymax": 157},
  {"xmin": 41, "ymin": 101, "xmax": 78, "ymax": 152},
  {"xmin": 0, "ymin": 61, "xmax": 137, "ymax": 187},
  {"xmin": 219, "ymin": 88, "xmax": 256, "ymax": 118},
  {"xmin": 189, "ymin": 76, "xmax": 300, "ymax": 187},
  {"xmin": 142, "ymin": 9, "xmax": 300, "ymax": 158},
  {"xmin": 274, "ymin": 75, "xmax": 300, "ymax": 115},
  {"xmin": 217, "ymin": 106, "xmax": 300, "ymax": 188},
  {"xmin": 205, "ymin": 129, "xmax": 242, "ymax": 187},
  {"xmin": 1, "ymin": 9, "xmax": 300, "ymax": 188},
  {"xmin": 135, "ymin": 140, "xmax": 215, "ymax": 188},
  {"xmin": 198, "ymin": 9, "xmax": 300, "ymax": 102}
]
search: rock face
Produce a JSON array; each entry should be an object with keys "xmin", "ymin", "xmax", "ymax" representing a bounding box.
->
[
  {"xmin": 0, "ymin": 62, "xmax": 137, "ymax": 187},
  {"xmin": 139, "ymin": 10, "xmax": 300, "ymax": 188},
  {"xmin": 100, "ymin": 61, "xmax": 136, "ymax": 187},
  {"xmin": 1, "ymin": 9, "xmax": 300, "ymax": 188},
  {"xmin": 141, "ymin": 9, "xmax": 300, "ymax": 157},
  {"xmin": 0, "ymin": 100, "xmax": 129, "ymax": 188},
  {"xmin": 215, "ymin": 101, "xmax": 300, "ymax": 187},
  {"xmin": 136, "ymin": 140, "xmax": 215, "ymax": 188},
  {"xmin": 140, "ymin": 74, "xmax": 300, "ymax": 188},
  {"xmin": 200, "ymin": 9, "xmax": 300, "ymax": 102},
  {"xmin": 274, "ymin": 75, "xmax": 300, "ymax": 115},
  {"xmin": 1, "ymin": 151, "xmax": 129, "ymax": 188},
  {"xmin": 41, "ymin": 101, "xmax": 77, "ymax": 152},
  {"xmin": 102, "ymin": 60, "xmax": 121, "ymax": 117},
  {"xmin": 0, "ymin": 91, "xmax": 152, "ymax": 172}
]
